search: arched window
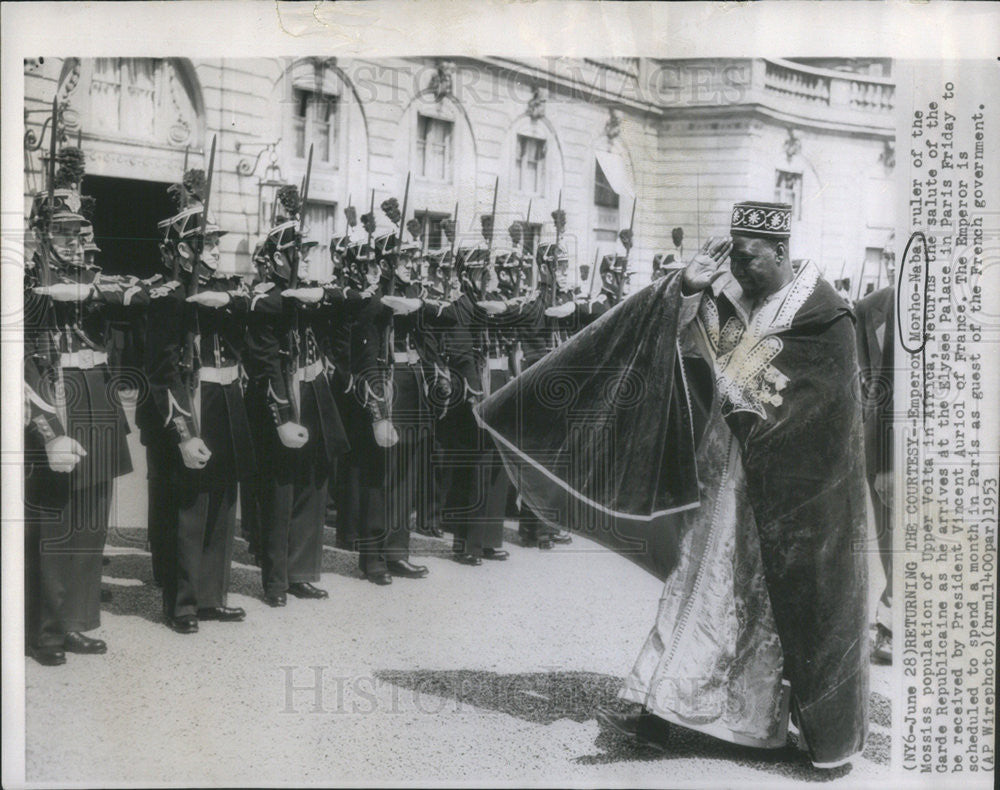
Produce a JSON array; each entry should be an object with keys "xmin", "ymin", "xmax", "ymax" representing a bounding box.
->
[
  {"xmin": 282, "ymin": 59, "xmax": 342, "ymax": 168},
  {"xmin": 65, "ymin": 58, "xmax": 202, "ymax": 148}
]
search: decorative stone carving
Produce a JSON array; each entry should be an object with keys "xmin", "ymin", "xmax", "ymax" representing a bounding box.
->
[
  {"xmin": 428, "ymin": 60, "xmax": 455, "ymax": 102},
  {"xmin": 605, "ymin": 108, "xmax": 621, "ymax": 141},
  {"xmin": 783, "ymin": 127, "xmax": 802, "ymax": 161},
  {"xmin": 879, "ymin": 139, "xmax": 895, "ymax": 169},
  {"xmin": 527, "ymin": 86, "xmax": 547, "ymax": 121},
  {"xmin": 57, "ymin": 59, "xmax": 82, "ymax": 104},
  {"xmin": 167, "ymin": 62, "xmax": 192, "ymax": 145}
]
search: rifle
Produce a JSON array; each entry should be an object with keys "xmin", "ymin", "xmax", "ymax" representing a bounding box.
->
[
  {"xmin": 515, "ymin": 198, "xmax": 532, "ymax": 298},
  {"xmin": 38, "ymin": 96, "xmax": 60, "ymax": 288},
  {"xmin": 184, "ymin": 134, "xmax": 217, "ymax": 435},
  {"xmin": 367, "ymin": 189, "xmax": 375, "ymax": 250},
  {"xmin": 387, "ymin": 173, "xmax": 411, "ymax": 298},
  {"xmin": 449, "ymin": 201, "xmax": 459, "ymax": 271},
  {"xmin": 380, "ymin": 174, "xmax": 409, "ymax": 420},
  {"xmin": 585, "ymin": 247, "xmax": 601, "ymax": 301},
  {"xmin": 286, "ymin": 143, "xmax": 314, "ymax": 423},
  {"xmin": 616, "ymin": 197, "xmax": 636, "ymax": 302},
  {"xmin": 550, "ymin": 189, "xmax": 564, "ymax": 308}
]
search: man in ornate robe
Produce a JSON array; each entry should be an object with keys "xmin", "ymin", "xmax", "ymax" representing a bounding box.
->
[{"xmin": 476, "ymin": 202, "xmax": 869, "ymax": 768}]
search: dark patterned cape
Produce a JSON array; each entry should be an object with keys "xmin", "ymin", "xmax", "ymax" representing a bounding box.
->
[{"xmin": 475, "ymin": 265, "xmax": 869, "ymax": 765}]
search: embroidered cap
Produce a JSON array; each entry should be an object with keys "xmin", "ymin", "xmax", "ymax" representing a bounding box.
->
[{"xmin": 730, "ymin": 201, "xmax": 791, "ymax": 238}]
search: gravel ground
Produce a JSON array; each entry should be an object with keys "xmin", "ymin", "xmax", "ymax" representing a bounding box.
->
[{"xmin": 24, "ymin": 419, "xmax": 892, "ymax": 787}]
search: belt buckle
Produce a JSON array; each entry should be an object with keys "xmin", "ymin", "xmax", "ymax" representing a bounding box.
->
[
  {"xmin": 407, "ymin": 348, "xmax": 420, "ymax": 365},
  {"xmin": 80, "ymin": 349, "xmax": 94, "ymax": 369}
]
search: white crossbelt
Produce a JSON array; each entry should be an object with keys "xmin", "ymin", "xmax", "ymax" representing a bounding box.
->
[
  {"xmin": 292, "ymin": 359, "xmax": 324, "ymax": 384},
  {"xmin": 198, "ymin": 365, "xmax": 240, "ymax": 385},
  {"xmin": 59, "ymin": 350, "xmax": 108, "ymax": 369}
]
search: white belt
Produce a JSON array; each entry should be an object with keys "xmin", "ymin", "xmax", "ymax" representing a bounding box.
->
[
  {"xmin": 488, "ymin": 357, "xmax": 507, "ymax": 371},
  {"xmin": 59, "ymin": 350, "xmax": 108, "ymax": 369},
  {"xmin": 198, "ymin": 365, "xmax": 240, "ymax": 385},
  {"xmin": 293, "ymin": 359, "xmax": 324, "ymax": 384},
  {"xmin": 393, "ymin": 350, "xmax": 421, "ymax": 364}
]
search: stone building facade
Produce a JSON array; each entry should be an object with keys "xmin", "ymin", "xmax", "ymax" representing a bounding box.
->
[{"xmin": 24, "ymin": 56, "xmax": 896, "ymax": 296}]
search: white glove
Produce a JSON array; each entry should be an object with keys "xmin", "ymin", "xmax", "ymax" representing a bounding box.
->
[
  {"xmin": 372, "ymin": 419, "xmax": 399, "ymax": 448},
  {"xmin": 277, "ymin": 421, "xmax": 309, "ymax": 449},
  {"xmin": 477, "ymin": 300, "xmax": 508, "ymax": 315},
  {"xmin": 179, "ymin": 437, "xmax": 212, "ymax": 469},
  {"xmin": 186, "ymin": 291, "xmax": 231, "ymax": 308},
  {"xmin": 34, "ymin": 283, "xmax": 94, "ymax": 302},
  {"xmin": 544, "ymin": 301, "xmax": 577, "ymax": 318},
  {"xmin": 282, "ymin": 287, "xmax": 324, "ymax": 304},
  {"xmin": 380, "ymin": 295, "xmax": 422, "ymax": 315},
  {"xmin": 44, "ymin": 435, "xmax": 87, "ymax": 473}
]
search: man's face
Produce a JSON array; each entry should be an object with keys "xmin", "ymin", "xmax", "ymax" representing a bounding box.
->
[
  {"xmin": 49, "ymin": 223, "xmax": 84, "ymax": 267},
  {"xmin": 202, "ymin": 234, "xmax": 222, "ymax": 269},
  {"xmin": 554, "ymin": 262, "xmax": 570, "ymax": 292},
  {"xmin": 394, "ymin": 255, "xmax": 412, "ymax": 284},
  {"xmin": 729, "ymin": 235, "xmax": 787, "ymax": 300}
]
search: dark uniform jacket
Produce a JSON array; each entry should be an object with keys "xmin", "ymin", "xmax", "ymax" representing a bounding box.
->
[
  {"xmin": 244, "ymin": 280, "xmax": 348, "ymax": 467},
  {"xmin": 137, "ymin": 273, "xmax": 256, "ymax": 486},
  {"xmin": 28, "ymin": 263, "xmax": 134, "ymax": 489}
]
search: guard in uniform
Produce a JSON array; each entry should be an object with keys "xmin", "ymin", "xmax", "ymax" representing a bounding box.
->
[
  {"xmin": 25, "ymin": 148, "xmax": 135, "ymax": 660},
  {"xmin": 355, "ymin": 230, "xmax": 433, "ymax": 583},
  {"xmin": 428, "ymin": 248, "xmax": 513, "ymax": 565},
  {"xmin": 244, "ymin": 186, "xmax": 349, "ymax": 607},
  {"xmin": 142, "ymin": 169, "xmax": 254, "ymax": 633}
]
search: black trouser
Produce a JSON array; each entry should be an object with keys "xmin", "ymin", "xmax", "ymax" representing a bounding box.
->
[
  {"xmin": 146, "ymin": 461, "xmax": 170, "ymax": 586},
  {"xmin": 260, "ymin": 456, "xmax": 328, "ymax": 595},
  {"xmin": 240, "ymin": 476, "xmax": 262, "ymax": 558},
  {"xmin": 356, "ymin": 427, "xmax": 427, "ymax": 575},
  {"xmin": 161, "ymin": 484, "xmax": 238, "ymax": 618},
  {"xmin": 25, "ymin": 478, "xmax": 110, "ymax": 647},
  {"xmin": 437, "ymin": 402, "xmax": 507, "ymax": 556}
]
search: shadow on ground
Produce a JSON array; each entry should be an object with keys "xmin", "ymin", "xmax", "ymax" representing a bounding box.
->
[
  {"xmin": 102, "ymin": 521, "xmax": 453, "ymax": 618},
  {"xmin": 375, "ymin": 668, "xmax": 887, "ymax": 780}
]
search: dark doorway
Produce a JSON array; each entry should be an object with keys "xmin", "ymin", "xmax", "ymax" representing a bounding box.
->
[{"xmin": 83, "ymin": 175, "xmax": 175, "ymax": 279}]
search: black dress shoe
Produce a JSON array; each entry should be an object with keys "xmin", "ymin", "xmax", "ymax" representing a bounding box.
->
[
  {"xmin": 64, "ymin": 632, "xmax": 108, "ymax": 654},
  {"xmin": 386, "ymin": 559, "xmax": 429, "ymax": 578},
  {"xmin": 29, "ymin": 645, "xmax": 66, "ymax": 666},
  {"xmin": 549, "ymin": 530, "xmax": 573, "ymax": 544},
  {"xmin": 537, "ymin": 538, "xmax": 553, "ymax": 550},
  {"xmin": 168, "ymin": 615, "xmax": 199, "ymax": 634},
  {"xmin": 288, "ymin": 582, "xmax": 329, "ymax": 599},
  {"xmin": 197, "ymin": 606, "xmax": 246, "ymax": 622},
  {"xmin": 596, "ymin": 706, "xmax": 672, "ymax": 751},
  {"xmin": 453, "ymin": 552, "xmax": 483, "ymax": 566},
  {"xmin": 264, "ymin": 592, "xmax": 287, "ymax": 607},
  {"xmin": 100, "ymin": 589, "xmax": 113, "ymax": 603},
  {"xmin": 482, "ymin": 548, "xmax": 509, "ymax": 561},
  {"xmin": 365, "ymin": 571, "xmax": 393, "ymax": 586}
]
